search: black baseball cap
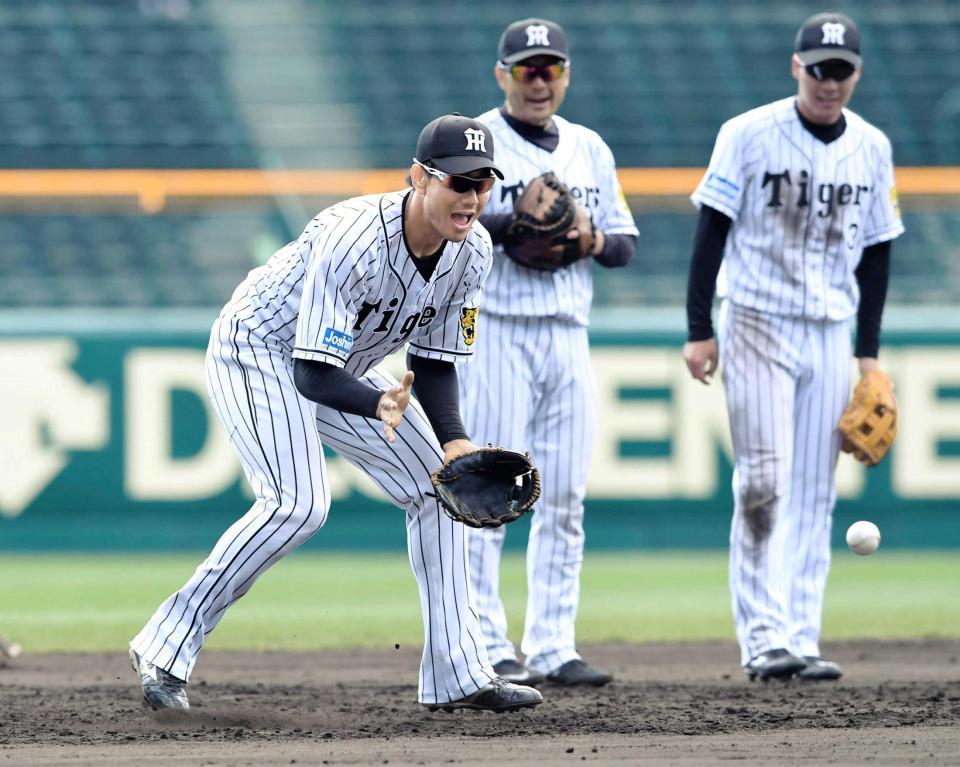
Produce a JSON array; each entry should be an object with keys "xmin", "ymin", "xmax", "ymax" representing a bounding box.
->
[
  {"xmin": 415, "ymin": 113, "xmax": 503, "ymax": 179},
  {"xmin": 498, "ymin": 18, "xmax": 569, "ymax": 65},
  {"xmin": 795, "ymin": 12, "xmax": 862, "ymax": 68}
]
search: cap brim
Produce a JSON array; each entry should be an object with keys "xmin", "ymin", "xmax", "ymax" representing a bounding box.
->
[
  {"xmin": 500, "ymin": 48, "xmax": 568, "ymax": 65},
  {"xmin": 432, "ymin": 156, "xmax": 504, "ymax": 180},
  {"xmin": 796, "ymin": 48, "xmax": 862, "ymax": 68}
]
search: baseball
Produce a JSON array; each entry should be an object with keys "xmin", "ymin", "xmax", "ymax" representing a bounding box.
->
[{"xmin": 846, "ymin": 521, "xmax": 881, "ymax": 555}]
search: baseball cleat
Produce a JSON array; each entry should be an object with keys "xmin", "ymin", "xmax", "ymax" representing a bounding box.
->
[
  {"xmin": 743, "ymin": 648, "xmax": 807, "ymax": 681},
  {"xmin": 545, "ymin": 659, "xmax": 613, "ymax": 687},
  {"xmin": 493, "ymin": 659, "xmax": 546, "ymax": 686},
  {"xmin": 129, "ymin": 648, "xmax": 190, "ymax": 710},
  {"xmin": 798, "ymin": 656, "xmax": 844, "ymax": 681},
  {"xmin": 425, "ymin": 677, "xmax": 543, "ymax": 712}
]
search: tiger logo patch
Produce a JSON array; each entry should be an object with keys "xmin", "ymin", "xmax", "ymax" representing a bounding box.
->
[{"xmin": 459, "ymin": 307, "xmax": 478, "ymax": 346}]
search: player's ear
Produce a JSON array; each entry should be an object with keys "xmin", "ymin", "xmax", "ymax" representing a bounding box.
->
[
  {"xmin": 410, "ymin": 163, "xmax": 428, "ymax": 193},
  {"xmin": 790, "ymin": 54, "xmax": 801, "ymax": 82},
  {"xmin": 494, "ymin": 65, "xmax": 509, "ymax": 93}
]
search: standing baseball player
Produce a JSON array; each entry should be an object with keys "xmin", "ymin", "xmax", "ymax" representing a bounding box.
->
[
  {"xmin": 683, "ymin": 13, "xmax": 903, "ymax": 681},
  {"xmin": 129, "ymin": 113, "xmax": 543, "ymax": 713},
  {"xmin": 459, "ymin": 18, "xmax": 638, "ymax": 687}
]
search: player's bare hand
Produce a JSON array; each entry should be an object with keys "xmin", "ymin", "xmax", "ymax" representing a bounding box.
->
[
  {"xmin": 441, "ymin": 438, "xmax": 478, "ymax": 465},
  {"xmin": 377, "ymin": 370, "xmax": 415, "ymax": 443},
  {"xmin": 683, "ymin": 337, "xmax": 719, "ymax": 384},
  {"xmin": 564, "ymin": 226, "xmax": 605, "ymax": 256}
]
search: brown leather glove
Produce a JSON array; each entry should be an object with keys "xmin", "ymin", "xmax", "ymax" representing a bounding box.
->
[
  {"xmin": 504, "ymin": 172, "xmax": 595, "ymax": 271},
  {"xmin": 838, "ymin": 370, "xmax": 898, "ymax": 466}
]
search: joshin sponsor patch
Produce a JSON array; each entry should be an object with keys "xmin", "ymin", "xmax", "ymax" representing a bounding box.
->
[{"xmin": 321, "ymin": 327, "xmax": 353, "ymax": 354}]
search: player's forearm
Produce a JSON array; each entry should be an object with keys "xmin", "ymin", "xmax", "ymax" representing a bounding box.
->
[
  {"xmin": 593, "ymin": 233, "xmax": 636, "ymax": 267},
  {"xmin": 854, "ymin": 240, "xmax": 892, "ymax": 359},
  {"xmin": 292, "ymin": 358, "xmax": 382, "ymax": 418},
  {"xmin": 686, "ymin": 205, "xmax": 732, "ymax": 341},
  {"xmin": 406, "ymin": 353, "xmax": 469, "ymax": 446}
]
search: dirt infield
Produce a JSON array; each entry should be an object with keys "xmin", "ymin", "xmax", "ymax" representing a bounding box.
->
[{"xmin": 2, "ymin": 639, "xmax": 959, "ymax": 765}]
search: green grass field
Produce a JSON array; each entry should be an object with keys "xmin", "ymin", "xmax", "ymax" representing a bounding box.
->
[{"xmin": 0, "ymin": 551, "xmax": 957, "ymax": 652}]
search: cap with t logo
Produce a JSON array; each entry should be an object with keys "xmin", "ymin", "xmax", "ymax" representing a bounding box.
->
[
  {"xmin": 498, "ymin": 18, "xmax": 569, "ymax": 64},
  {"xmin": 795, "ymin": 12, "xmax": 862, "ymax": 67},
  {"xmin": 415, "ymin": 113, "xmax": 503, "ymax": 178}
]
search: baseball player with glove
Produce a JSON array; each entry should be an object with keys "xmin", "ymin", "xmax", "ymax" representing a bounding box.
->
[
  {"xmin": 129, "ymin": 114, "xmax": 543, "ymax": 714},
  {"xmin": 459, "ymin": 18, "xmax": 638, "ymax": 688},
  {"xmin": 683, "ymin": 13, "xmax": 903, "ymax": 682}
]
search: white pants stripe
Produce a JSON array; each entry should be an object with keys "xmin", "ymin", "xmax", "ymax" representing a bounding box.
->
[
  {"xmin": 719, "ymin": 301, "xmax": 851, "ymax": 664},
  {"xmin": 131, "ymin": 317, "xmax": 493, "ymax": 704},
  {"xmin": 459, "ymin": 314, "xmax": 596, "ymax": 674}
]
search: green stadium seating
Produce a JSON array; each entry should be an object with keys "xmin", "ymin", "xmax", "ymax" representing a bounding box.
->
[
  {"xmin": 0, "ymin": 212, "xmax": 282, "ymax": 307},
  {"xmin": 1, "ymin": 206, "xmax": 955, "ymax": 308},
  {"xmin": 0, "ymin": 0, "xmax": 957, "ymax": 167},
  {"xmin": 0, "ymin": 0, "xmax": 956, "ymax": 308},
  {"xmin": 0, "ymin": 0, "xmax": 258, "ymax": 168}
]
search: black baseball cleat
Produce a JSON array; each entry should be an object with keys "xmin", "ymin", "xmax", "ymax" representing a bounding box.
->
[
  {"xmin": 493, "ymin": 659, "xmax": 546, "ymax": 686},
  {"xmin": 743, "ymin": 648, "xmax": 807, "ymax": 681},
  {"xmin": 545, "ymin": 659, "xmax": 613, "ymax": 687},
  {"xmin": 129, "ymin": 648, "xmax": 190, "ymax": 710},
  {"xmin": 798, "ymin": 656, "xmax": 844, "ymax": 681},
  {"xmin": 425, "ymin": 677, "xmax": 543, "ymax": 712}
]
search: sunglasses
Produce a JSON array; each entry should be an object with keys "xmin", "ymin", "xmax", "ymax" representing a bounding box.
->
[
  {"xmin": 805, "ymin": 59, "xmax": 857, "ymax": 82},
  {"xmin": 497, "ymin": 61, "xmax": 567, "ymax": 83},
  {"xmin": 413, "ymin": 159, "xmax": 496, "ymax": 194}
]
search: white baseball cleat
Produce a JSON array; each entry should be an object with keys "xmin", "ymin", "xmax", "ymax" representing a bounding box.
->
[{"xmin": 129, "ymin": 648, "xmax": 190, "ymax": 710}]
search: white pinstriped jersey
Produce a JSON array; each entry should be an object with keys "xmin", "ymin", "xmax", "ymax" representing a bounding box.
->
[
  {"xmin": 221, "ymin": 190, "xmax": 491, "ymax": 376},
  {"xmin": 692, "ymin": 97, "xmax": 904, "ymax": 320},
  {"xmin": 475, "ymin": 109, "xmax": 638, "ymax": 325}
]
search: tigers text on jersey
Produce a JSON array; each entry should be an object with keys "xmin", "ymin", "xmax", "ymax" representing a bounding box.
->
[
  {"xmin": 476, "ymin": 109, "xmax": 638, "ymax": 325},
  {"xmin": 691, "ymin": 97, "xmax": 904, "ymax": 320},
  {"xmin": 220, "ymin": 190, "xmax": 492, "ymax": 374}
]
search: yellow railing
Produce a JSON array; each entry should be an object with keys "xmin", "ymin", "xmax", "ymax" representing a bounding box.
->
[{"xmin": 0, "ymin": 167, "xmax": 956, "ymax": 212}]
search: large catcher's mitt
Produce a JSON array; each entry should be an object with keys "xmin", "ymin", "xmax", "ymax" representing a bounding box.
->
[
  {"xmin": 430, "ymin": 447, "xmax": 541, "ymax": 529},
  {"xmin": 838, "ymin": 370, "xmax": 898, "ymax": 466},
  {"xmin": 504, "ymin": 172, "xmax": 596, "ymax": 271}
]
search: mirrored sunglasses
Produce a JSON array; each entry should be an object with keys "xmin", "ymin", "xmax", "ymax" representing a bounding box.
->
[
  {"xmin": 805, "ymin": 59, "xmax": 857, "ymax": 82},
  {"xmin": 498, "ymin": 62, "xmax": 567, "ymax": 83},
  {"xmin": 413, "ymin": 160, "xmax": 496, "ymax": 195}
]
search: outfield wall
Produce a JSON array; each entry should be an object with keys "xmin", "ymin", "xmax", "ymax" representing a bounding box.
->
[{"xmin": 2, "ymin": 310, "xmax": 959, "ymax": 551}]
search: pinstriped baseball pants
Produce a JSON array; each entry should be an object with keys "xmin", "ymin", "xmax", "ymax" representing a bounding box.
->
[
  {"xmin": 130, "ymin": 316, "xmax": 495, "ymax": 705},
  {"xmin": 459, "ymin": 313, "xmax": 597, "ymax": 675},
  {"xmin": 718, "ymin": 301, "xmax": 851, "ymax": 665}
]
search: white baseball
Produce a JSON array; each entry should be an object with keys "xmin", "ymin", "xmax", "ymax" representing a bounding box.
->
[{"xmin": 846, "ymin": 520, "xmax": 881, "ymax": 556}]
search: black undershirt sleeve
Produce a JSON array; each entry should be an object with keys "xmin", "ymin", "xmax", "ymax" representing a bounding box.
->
[
  {"xmin": 594, "ymin": 233, "xmax": 637, "ymax": 268},
  {"xmin": 686, "ymin": 205, "xmax": 733, "ymax": 341},
  {"xmin": 479, "ymin": 212, "xmax": 513, "ymax": 245},
  {"xmin": 292, "ymin": 358, "xmax": 382, "ymax": 418},
  {"xmin": 406, "ymin": 353, "xmax": 469, "ymax": 447},
  {"xmin": 854, "ymin": 240, "xmax": 892, "ymax": 359}
]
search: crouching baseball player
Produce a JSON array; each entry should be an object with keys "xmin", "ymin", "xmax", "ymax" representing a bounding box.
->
[{"xmin": 129, "ymin": 114, "xmax": 543, "ymax": 713}]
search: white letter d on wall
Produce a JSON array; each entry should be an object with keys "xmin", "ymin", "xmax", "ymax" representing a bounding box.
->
[{"xmin": 125, "ymin": 349, "xmax": 240, "ymax": 500}]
